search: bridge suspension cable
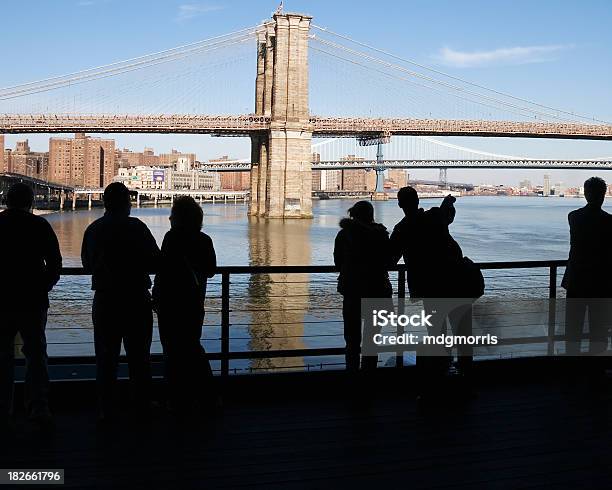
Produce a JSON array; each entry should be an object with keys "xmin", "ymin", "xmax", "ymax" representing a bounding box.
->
[
  {"xmin": 0, "ymin": 25, "xmax": 261, "ymax": 101},
  {"xmin": 310, "ymin": 42, "xmax": 553, "ymax": 123},
  {"xmin": 310, "ymin": 34, "xmax": 599, "ymax": 125},
  {"xmin": 312, "ymin": 25, "xmax": 607, "ymax": 125}
]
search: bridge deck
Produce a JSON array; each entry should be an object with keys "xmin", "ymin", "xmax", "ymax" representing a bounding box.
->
[
  {"xmin": 2, "ymin": 115, "xmax": 612, "ymax": 140},
  {"xmin": 3, "ymin": 359, "xmax": 612, "ymax": 489}
]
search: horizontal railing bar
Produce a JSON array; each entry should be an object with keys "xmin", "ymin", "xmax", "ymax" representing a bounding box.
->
[
  {"xmin": 58, "ymin": 260, "xmax": 568, "ymax": 276},
  {"xmin": 34, "ymin": 348, "xmax": 348, "ymax": 365}
]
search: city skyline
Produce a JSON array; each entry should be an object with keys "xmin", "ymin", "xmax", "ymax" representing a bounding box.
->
[{"xmin": 2, "ymin": 134, "xmax": 602, "ymax": 192}]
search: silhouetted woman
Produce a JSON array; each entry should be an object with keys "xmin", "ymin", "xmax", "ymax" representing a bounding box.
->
[
  {"xmin": 153, "ymin": 196, "xmax": 216, "ymax": 412},
  {"xmin": 334, "ymin": 201, "xmax": 393, "ymax": 371}
]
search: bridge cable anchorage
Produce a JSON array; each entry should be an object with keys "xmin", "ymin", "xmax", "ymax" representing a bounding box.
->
[
  {"xmin": 312, "ymin": 25, "xmax": 608, "ymax": 125},
  {"xmin": 309, "ymin": 35, "xmax": 595, "ymax": 124},
  {"xmin": 0, "ymin": 26, "xmax": 261, "ymax": 100}
]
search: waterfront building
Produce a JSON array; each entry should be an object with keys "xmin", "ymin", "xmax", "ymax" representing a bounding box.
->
[
  {"xmin": 175, "ymin": 156, "xmax": 191, "ymax": 173},
  {"xmin": 2, "ymin": 139, "xmax": 49, "ymax": 179},
  {"xmin": 49, "ymin": 133, "xmax": 115, "ymax": 188},
  {"xmin": 116, "ymin": 166, "xmax": 166, "ymax": 190},
  {"xmin": 159, "ymin": 149, "xmax": 196, "ymax": 168},
  {"xmin": 312, "ymin": 153, "xmax": 321, "ymax": 191},
  {"xmin": 387, "ymin": 169, "xmax": 408, "ymax": 189},
  {"xmin": 115, "ymin": 147, "xmax": 160, "ymax": 167},
  {"xmin": 207, "ymin": 155, "xmax": 250, "ymax": 191},
  {"xmin": 543, "ymin": 174, "xmax": 551, "ymax": 196},
  {"xmin": 555, "ymin": 182, "xmax": 566, "ymax": 196},
  {"xmin": 341, "ymin": 169, "xmax": 369, "ymax": 191},
  {"xmin": 168, "ymin": 168, "xmax": 220, "ymax": 191},
  {"xmin": 339, "ymin": 155, "xmax": 368, "ymax": 192},
  {"xmin": 312, "ymin": 170, "xmax": 322, "ymax": 191},
  {"xmin": 116, "ymin": 166, "xmax": 220, "ymax": 191},
  {"xmin": 320, "ymin": 170, "xmax": 342, "ymax": 191},
  {"xmin": 219, "ymin": 171, "xmax": 250, "ymax": 191}
]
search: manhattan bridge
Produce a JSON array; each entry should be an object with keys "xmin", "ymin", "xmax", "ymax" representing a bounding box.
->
[{"xmin": 1, "ymin": 10, "xmax": 612, "ymax": 217}]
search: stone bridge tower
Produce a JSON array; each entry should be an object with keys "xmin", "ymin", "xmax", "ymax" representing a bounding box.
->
[{"xmin": 249, "ymin": 12, "xmax": 313, "ymax": 218}]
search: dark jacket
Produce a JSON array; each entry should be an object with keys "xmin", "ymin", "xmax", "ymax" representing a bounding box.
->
[
  {"xmin": 0, "ymin": 209, "xmax": 62, "ymax": 308},
  {"xmin": 81, "ymin": 213, "xmax": 160, "ymax": 293},
  {"xmin": 390, "ymin": 207, "xmax": 463, "ymax": 298},
  {"xmin": 333, "ymin": 218, "xmax": 393, "ymax": 298},
  {"xmin": 562, "ymin": 204, "xmax": 612, "ymax": 297},
  {"xmin": 153, "ymin": 228, "xmax": 216, "ymax": 309}
]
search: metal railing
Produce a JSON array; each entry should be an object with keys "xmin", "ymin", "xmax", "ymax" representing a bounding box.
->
[{"xmin": 36, "ymin": 259, "xmax": 570, "ymax": 377}]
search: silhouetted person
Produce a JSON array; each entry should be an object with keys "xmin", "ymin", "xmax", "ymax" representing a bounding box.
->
[
  {"xmin": 81, "ymin": 183, "xmax": 160, "ymax": 421},
  {"xmin": 390, "ymin": 187, "xmax": 477, "ymax": 394},
  {"xmin": 334, "ymin": 201, "xmax": 393, "ymax": 371},
  {"xmin": 391, "ymin": 187, "xmax": 462, "ymax": 297},
  {"xmin": 153, "ymin": 196, "xmax": 217, "ymax": 413},
  {"xmin": 562, "ymin": 177, "xmax": 612, "ymax": 357},
  {"xmin": 0, "ymin": 183, "xmax": 61, "ymax": 429}
]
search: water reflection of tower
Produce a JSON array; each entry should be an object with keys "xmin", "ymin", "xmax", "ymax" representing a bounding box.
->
[{"xmin": 247, "ymin": 218, "xmax": 311, "ymax": 372}]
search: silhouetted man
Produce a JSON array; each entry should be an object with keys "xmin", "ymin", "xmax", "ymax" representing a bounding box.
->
[
  {"xmin": 334, "ymin": 201, "xmax": 393, "ymax": 371},
  {"xmin": 390, "ymin": 187, "xmax": 461, "ymax": 298},
  {"xmin": 0, "ymin": 183, "xmax": 61, "ymax": 429},
  {"xmin": 390, "ymin": 187, "xmax": 474, "ymax": 394},
  {"xmin": 81, "ymin": 183, "xmax": 160, "ymax": 421},
  {"xmin": 562, "ymin": 177, "xmax": 612, "ymax": 356}
]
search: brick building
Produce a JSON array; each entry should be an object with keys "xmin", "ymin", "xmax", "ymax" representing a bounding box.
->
[
  {"xmin": 387, "ymin": 169, "xmax": 408, "ymax": 189},
  {"xmin": 159, "ymin": 149, "xmax": 196, "ymax": 168},
  {"xmin": 219, "ymin": 171, "xmax": 250, "ymax": 191},
  {"xmin": 49, "ymin": 133, "xmax": 116, "ymax": 187},
  {"xmin": 115, "ymin": 147, "xmax": 160, "ymax": 167},
  {"xmin": 2, "ymin": 139, "xmax": 49, "ymax": 179}
]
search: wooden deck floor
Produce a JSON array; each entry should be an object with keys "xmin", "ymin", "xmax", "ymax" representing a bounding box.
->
[{"xmin": 2, "ymin": 361, "xmax": 612, "ymax": 489}]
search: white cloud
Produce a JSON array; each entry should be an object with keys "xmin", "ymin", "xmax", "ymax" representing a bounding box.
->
[
  {"xmin": 175, "ymin": 3, "xmax": 225, "ymax": 22},
  {"xmin": 76, "ymin": 0, "xmax": 112, "ymax": 6},
  {"xmin": 435, "ymin": 44, "xmax": 573, "ymax": 68}
]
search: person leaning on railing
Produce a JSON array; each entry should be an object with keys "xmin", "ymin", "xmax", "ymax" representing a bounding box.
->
[
  {"xmin": 152, "ymin": 196, "xmax": 218, "ymax": 415},
  {"xmin": 562, "ymin": 176, "xmax": 612, "ymax": 362},
  {"xmin": 81, "ymin": 183, "xmax": 161, "ymax": 423},
  {"xmin": 333, "ymin": 200, "xmax": 393, "ymax": 372},
  {"xmin": 0, "ymin": 183, "xmax": 62, "ymax": 432}
]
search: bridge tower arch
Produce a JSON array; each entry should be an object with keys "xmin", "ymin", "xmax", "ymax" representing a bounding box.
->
[{"xmin": 249, "ymin": 12, "xmax": 313, "ymax": 218}]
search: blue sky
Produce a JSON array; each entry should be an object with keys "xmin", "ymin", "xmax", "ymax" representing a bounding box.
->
[{"xmin": 2, "ymin": 0, "xmax": 612, "ymax": 186}]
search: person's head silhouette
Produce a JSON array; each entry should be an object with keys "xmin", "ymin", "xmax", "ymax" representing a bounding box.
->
[
  {"xmin": 103, "ymin": 182, "xmax": 131, "ymax": 216},
  {"xmin": 397, "ymin": 186, "xmax": 419, "ymax": 215},
  {"xmin": 348, "ymin": 200, "xmax": 374, "ymax": 224},
  {"xmin": 170, "ymin": 196, "xmax": 203, "ymax": 232},
  {"xmin": 584, "ymin": 177, "xmax": 607, "ymax": 208},
  {"xmin": 6, "ymin": 182, "xmax": 34, "ymax": 211}
]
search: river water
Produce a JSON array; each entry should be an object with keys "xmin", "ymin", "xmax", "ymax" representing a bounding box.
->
[{"xmin": 41, "ymin": 196, "xmax": 603, "ymax": 369}]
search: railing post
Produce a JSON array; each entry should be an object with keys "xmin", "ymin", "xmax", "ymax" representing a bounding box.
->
[
  {"xmin": 396, "ymin": 268, "xmax": 406, "ymax": 368},
  {"xmin": 547, "ymin": 266, "xmax": 557, "ymax": 356},
  {"xmin": 221, "ymin": 271, "xmax": 230, "ymax": 377}
]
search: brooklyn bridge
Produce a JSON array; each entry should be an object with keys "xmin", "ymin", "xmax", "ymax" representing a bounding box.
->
[{"xmin": 1, "ymin": 11, "xmax": 611, "ymax": 217}]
